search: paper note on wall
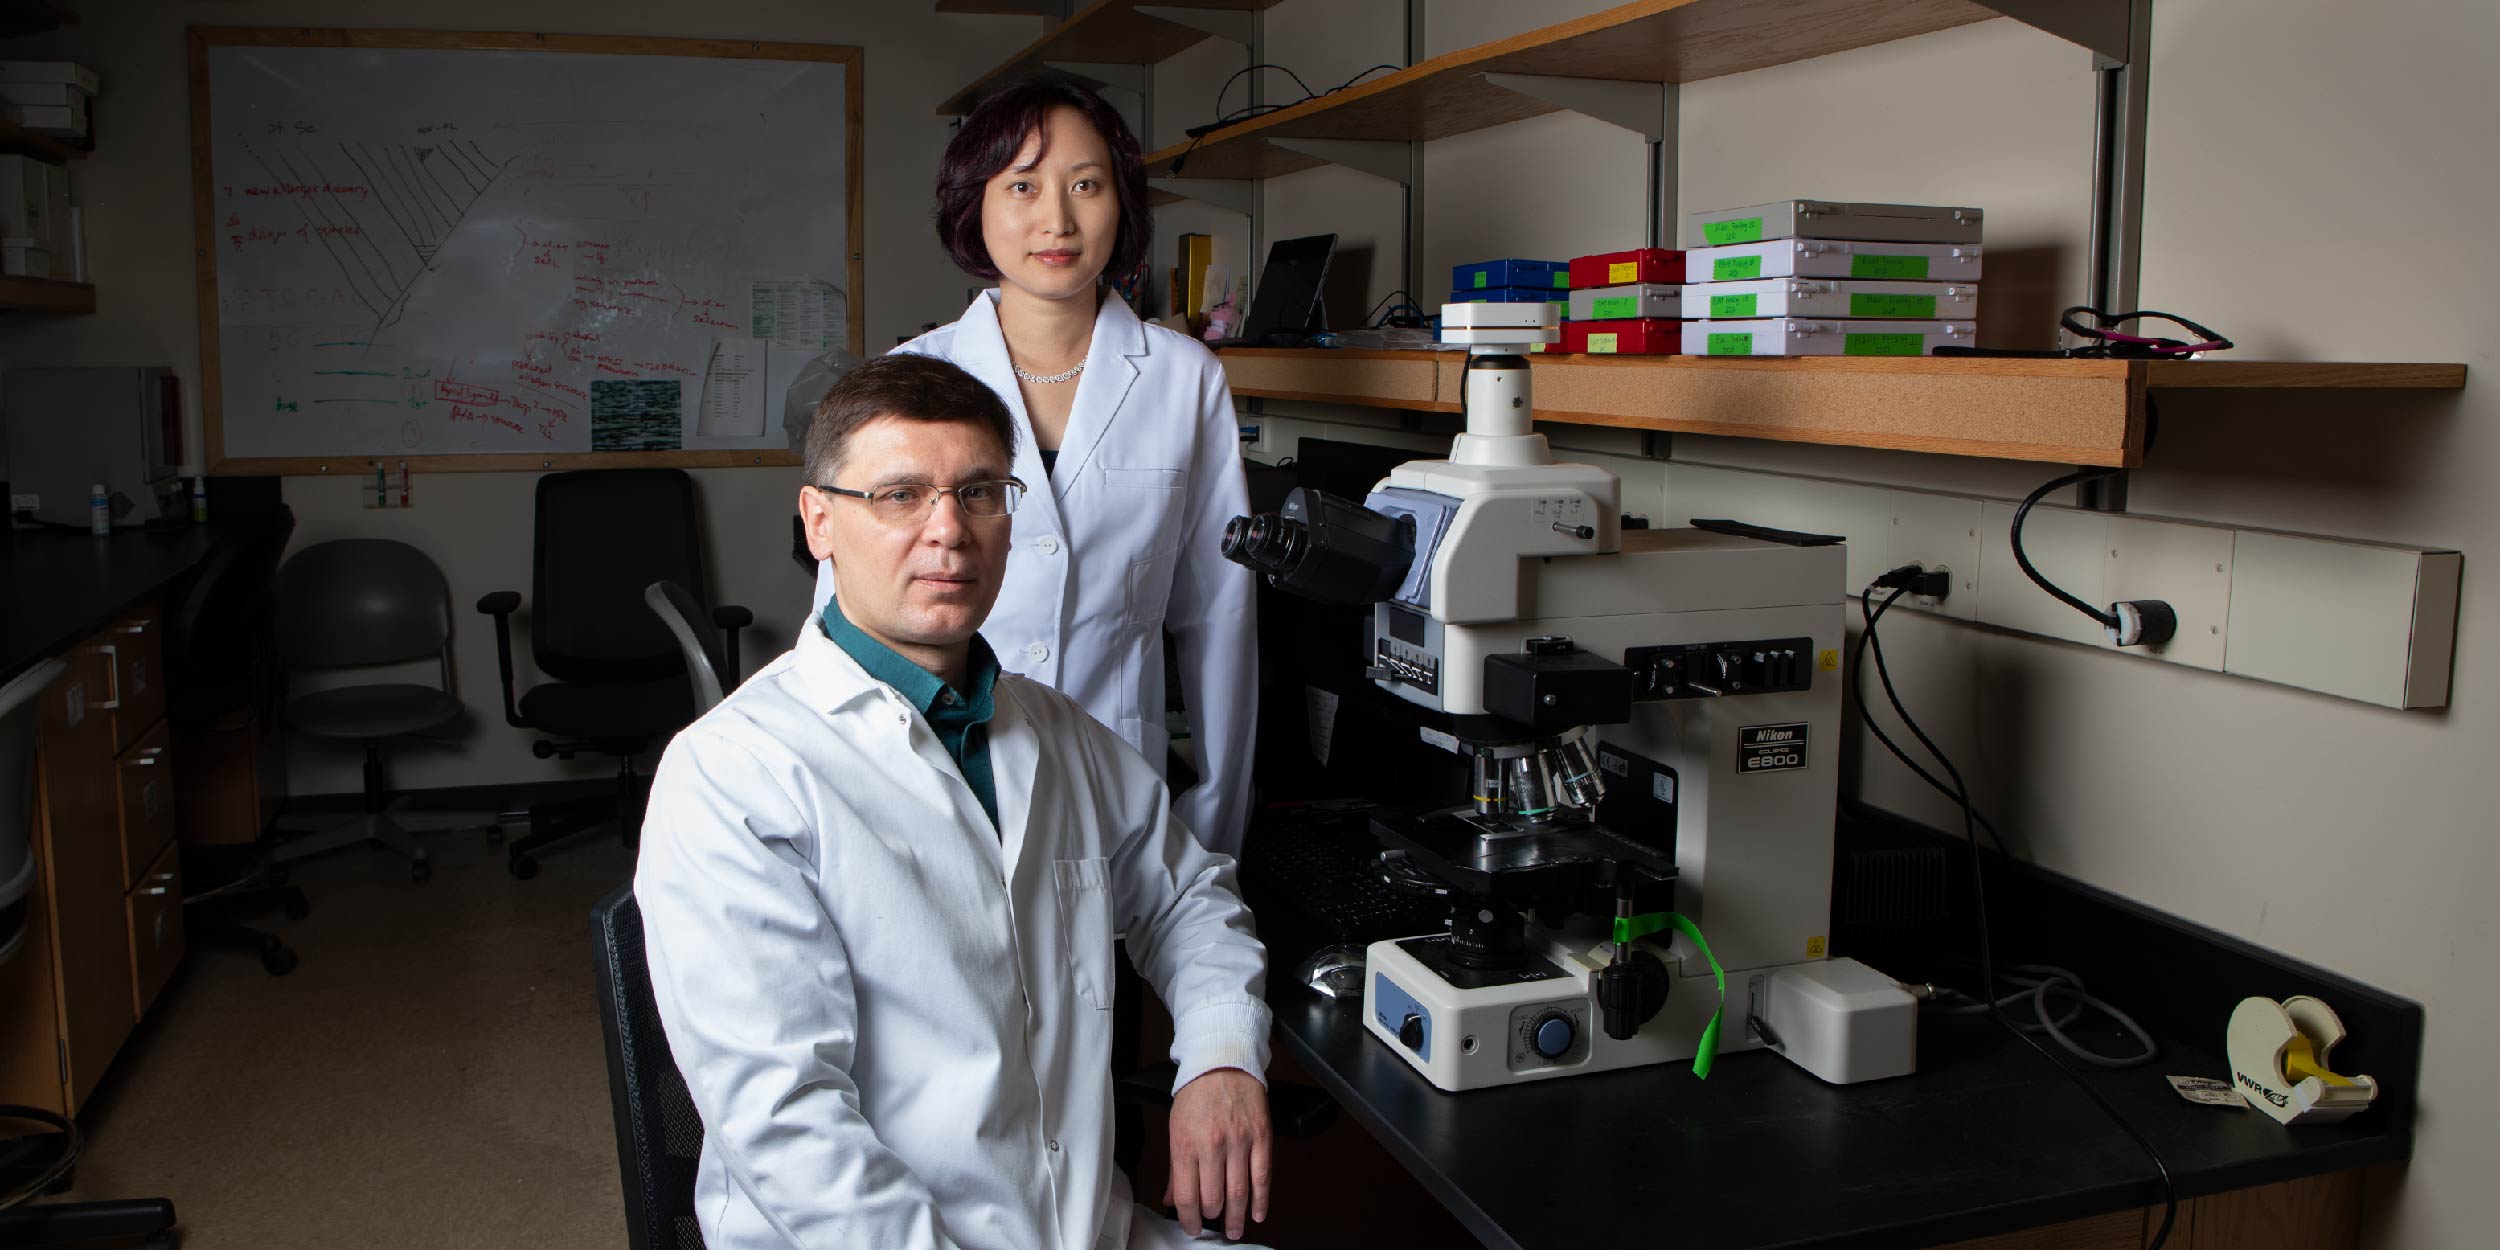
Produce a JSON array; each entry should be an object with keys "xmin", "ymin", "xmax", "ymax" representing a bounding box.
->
[
  {"xmin": 699, "ymin": 337, "xmax": 768, "ymax": 437},
  {"xmin": 751, "ymin": 279, "xmax": 845, "ymax": 352}
]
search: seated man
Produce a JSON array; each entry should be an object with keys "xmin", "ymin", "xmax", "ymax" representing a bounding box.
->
[{"xmin": 636, "ymin": 352, "xmax": 1275, "ymax": 1250}]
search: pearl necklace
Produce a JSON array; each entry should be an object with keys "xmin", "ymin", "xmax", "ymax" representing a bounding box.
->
[{"xmin": 1011, "ymin": 357, "xmax": 1086, "ymax": 385}]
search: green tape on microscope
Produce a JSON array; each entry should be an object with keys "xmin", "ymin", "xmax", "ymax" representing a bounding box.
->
[
  {"xmin": 1850, "ymin": 254, "xmax": 1929, "ymax": 279},
  {"xmin": 1611, "ymin": 911, "xmax": 1726, "ymax": 1079},
  {"xmin": 1710, "ymin": 294, "xmax": 1758, "ymax": 318},
  {"xmin": 1589, "ymin": 295, "xmax": 1637, "ymax": 319},
  {"xmin": 1849, "ymin": 293, "xmax": 1936, "ymax": 317},
  {"xmin": 1844, "ymin": 333, "xmax": 1924, "ymax": 356},
  {"xmin": 1713, "ymin": 254, "xmax": 1763, "ymax": 281},
  {"xmin": 1707, "ymin": 332, "xmax": 1753, "ymax": 356},
  {"xmin": 1701, "ymin": 216, "xmax": 1764, "ymax": 246}
]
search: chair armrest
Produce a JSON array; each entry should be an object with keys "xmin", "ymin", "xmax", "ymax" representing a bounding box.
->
[
  {"xmin": 473, "ymin": 590, "xmax": 527, "ymax": 727},
  {"xmin": 714, "ymin": 603, "xmax": 752, "ymax": 682}
]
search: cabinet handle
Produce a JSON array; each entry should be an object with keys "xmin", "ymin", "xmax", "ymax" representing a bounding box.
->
[
  {"xmin": 116, "ymin": 620, "xmax": 152, "ymax": 635},
  {"xmin": 93, "ymin": 644, "xmax": 122, "ymax": 709},
  {"xmin": 140, "ymin": 886, "xmax": 171, "ymax": 897},
  {"xmin": 132, "ymin": 749, "xmax": 163, "ymax": 766}
]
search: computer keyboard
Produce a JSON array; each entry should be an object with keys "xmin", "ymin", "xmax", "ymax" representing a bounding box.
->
[{"xmin": 1244, "ymin": 801, "xmax": 1451, "ymax": 944}]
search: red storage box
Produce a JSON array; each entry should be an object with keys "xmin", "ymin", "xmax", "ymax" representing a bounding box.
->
[
  {"xmin": 1560, "ymin": 318, "xmax": 1680, "ymax": 354},
  {"xmin": 1569, "ymin": 247, "xmax": 1685, "ymax": 289}
]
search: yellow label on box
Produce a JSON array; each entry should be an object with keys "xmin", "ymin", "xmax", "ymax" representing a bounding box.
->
[
  {"xmin": 1587, "ymin": 332, "xmax": 1620, "ymax": 354},
  {"xmin": 1608, "ymin": 260, "xmax": 1637, "ymax": 283}
]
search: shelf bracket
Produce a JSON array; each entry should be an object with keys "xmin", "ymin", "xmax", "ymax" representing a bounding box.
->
[
  {"xmin": 1039, "ymin": 61, "xmax": 1150, "ymax": 96},
  {"xmin": 1267, "ymin": 138, "xmax": 1411, "ymax": 186},
  {"xmin": 1967, "ymin": 0, "xmax": 2133, "ymax": 63},
  {"xmin": 1476, "ymin": 73, "xmax": 1667, "ymax": 141},
  {"xmin": 1133, "ymin": 5, "xmax": 1252, "ymax": 47},
  {"xmin": 1146, "ymin": 177, "xmax": 1255, "ymax": 215}
]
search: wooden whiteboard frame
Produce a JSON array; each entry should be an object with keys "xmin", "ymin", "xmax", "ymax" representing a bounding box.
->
[{"xmin": 189, "ymin": 27, "xmax": 864, "ymax": 475}]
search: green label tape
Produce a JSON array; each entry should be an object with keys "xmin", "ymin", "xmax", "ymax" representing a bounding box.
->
[
  {"xmin": 1610, "ymin": 912, "xmax": 1725, "ymax": 1080},
  {"xmin": 1850, "ymin": 293, "xmax": 1936, "ymax": 318},
  {"xmin": 1710, "ymin": 294, "xmax": 1758, "ymax": 318},
  {"xmin": 1472, "ymin": 272, "xmax": 1487, "ymax": 289},
  {"xmin": 1844, "ymin": 333, "xmax": 1925, "ymax": 356},
  {"xmin": 1707, "ymin": 332, "xmax": 1752, "ymax": 356},
  {"xmin": 1587, "ymin": 332, "xmax": 1620, "ymax": 354},
  {"xmin": 1590, "ymin": 295, "xmax": 1637, "ymax": 319},
  {"xmin": 1713, "ymin": 254, "xmax": 1763, "ymax": 281},
  {"xmin": 1702, "ymin": 216, "xmax": 1764, "ymax": 246},
  {"xmin": 1553, "ymin": 271, "xmax": 1570, "ymax": 288},
  {"xmin": 1849, "ymin": 254, "xmax": 1929, "ymax": 279}
]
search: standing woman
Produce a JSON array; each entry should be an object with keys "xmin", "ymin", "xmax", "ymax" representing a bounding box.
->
[{"xmin": 812, "ymin": 79, "xmax": 1256, "ymax": 856}]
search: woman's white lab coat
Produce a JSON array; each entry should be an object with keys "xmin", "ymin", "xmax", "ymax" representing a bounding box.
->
[
  {"xmin": 636, "ymin": 625, "xmax": 1272, "ymax": 1250},
  {"xmin": 811, "ymin": 291, "xmax": 1257, "ymax": 855}
]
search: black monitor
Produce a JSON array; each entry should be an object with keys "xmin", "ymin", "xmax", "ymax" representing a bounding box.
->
[{"xmin": 1224, "ymin": 233, "xmax": 1336, "ymax": 346}]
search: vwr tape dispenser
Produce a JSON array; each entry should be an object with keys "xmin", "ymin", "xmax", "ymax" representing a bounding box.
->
[{"xmin": 2225, "ymin": 995, "xmax": 2380, "ymax": 1126}]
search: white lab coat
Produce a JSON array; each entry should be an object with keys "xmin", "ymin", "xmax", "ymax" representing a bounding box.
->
[
  {"xmin": 636, "ymin": 624, "xmax": 1273, "ymax": 1250},
  {"xmin": 810, "ymin": 291, "xmax": 1258, "ymax": 855}
]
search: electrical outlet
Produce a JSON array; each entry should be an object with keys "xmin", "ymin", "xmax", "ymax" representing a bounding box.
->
[{"xmin": 1237, "ymin": 421, "xmax": 1264, "ymax": 455}]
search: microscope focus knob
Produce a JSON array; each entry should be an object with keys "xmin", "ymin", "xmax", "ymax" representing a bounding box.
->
[
  {"xmin": 1532, "ymin": 1013, "xmax": 1575, "ymax": 1059},
  {"xmin": 1398, "ymin": 1013, "xmax": 1426, "ymax": 1052}
]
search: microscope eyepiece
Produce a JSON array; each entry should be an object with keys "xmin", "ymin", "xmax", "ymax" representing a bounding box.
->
[{"xmin": 1220, "ymin": 487, "xmax": 1416, "ymax": 607}]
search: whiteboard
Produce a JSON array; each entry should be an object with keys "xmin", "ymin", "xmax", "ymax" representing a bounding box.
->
[{"xmin": 194, "ymin": 31, "xmax": 862, "ymax": 472}]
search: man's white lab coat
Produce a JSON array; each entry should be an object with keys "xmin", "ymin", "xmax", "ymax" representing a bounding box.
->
[
  {"xmin": 636, "ymin": 624, "xmax": 1272, "ymax": 1250},
  {"xmin": 810, "ymin": 290, "xmax": 1258, "ymax": 855}
]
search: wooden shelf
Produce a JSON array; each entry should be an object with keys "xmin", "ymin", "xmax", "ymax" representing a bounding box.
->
[
  {"xmin": 938, "ymin": 0, "xmax": 1283, "ymax": 116},
  {"xmin": 1145, "ymin": 0, "xmax": 1996, "ymax": 181},
  {"xmin": 0, "ymin": 275, "xmax": 95, "ymax": 314},
  {"xmin": 1215, "ymin": 350, "xmax": 2468, "ymax": 467},
  {"xmin": 936, "ymin": 0, "xmax": 1058, "ymax": 13}
]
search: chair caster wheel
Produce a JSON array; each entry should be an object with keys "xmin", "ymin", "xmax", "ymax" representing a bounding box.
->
[
  {"xmin": 262, "ymin": 946, "xmax": 299, "ymax": 976},
  {"xmin": 282, "ymin": 892, "xmax": 310, "ymax": 921},
  {"xmin": 411, "ymin": 859, "xmax": 432, "ymax": 883},
  {"xmin": 508, "ymin": 853, "xmax": 539, "ymax": 880}
]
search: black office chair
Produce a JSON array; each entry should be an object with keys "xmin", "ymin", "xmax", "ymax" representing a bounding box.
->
[
  {"xmin": 479, "ymin": 470, "xmax": 747, "ymax": 880},
  {"xmin": 163, "ymin": 508, "xmax": 309, "ymax": 975},
  {"xmin": 590, "ymin": 886, "xmax": 706, "ymax": 1250},
  {"xmin": 0, "ymin": 660, "xmax": 180, "ymax": 1249},
  {"xmin": 643, "ymin": 581, "xmax": 748, "ymax": 719},
  {"xmin": 267, "ymin": 539, "xmax": 484, "ymax": 883}
]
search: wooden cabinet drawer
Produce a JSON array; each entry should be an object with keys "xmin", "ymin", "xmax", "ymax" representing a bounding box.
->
[
  {"xmin": 126, "ymin": 839, "xmax": 184, "ymax": 1018},
  {"xmin": 97, "ymin": 607, "xmax": 165, "ymax": 755},
  {"xmin": 116, "ymin": 722, "xmax": 177, "ymax": 888},
  {"xmin": 36, "ymin": 643, "xmax": 136, "ymax": 1114}
]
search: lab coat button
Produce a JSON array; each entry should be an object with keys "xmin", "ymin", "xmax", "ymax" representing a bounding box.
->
[
  {"xmin": 1035, "ymin": 535, "xmax": 1060, "ymax": 555},
  {"xmin": 1047, "ymin": 1139, "xmax": 1060, "ymax": 1152},
  {"xmin": 1027, "ymin": 642, "xmax": 1050, "ymax": 663}
]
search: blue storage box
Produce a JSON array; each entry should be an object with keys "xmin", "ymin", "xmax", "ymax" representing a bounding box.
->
[
  {"xmin": 1451, "ymin": 258, "xmax": 1568, "ymax": 293},
  {"xmin": 1447, "ymin": 287, "xmax": 1565, "ymax": 305}
]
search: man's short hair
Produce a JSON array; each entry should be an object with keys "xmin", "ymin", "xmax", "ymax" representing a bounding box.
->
[
  {"xmin": 805, "ymin": 354, "xmax": 1019, "ymax": 486},
  {"xmin": 935, "ymin": 78, "xmax": 1152, "ymax": 285}
]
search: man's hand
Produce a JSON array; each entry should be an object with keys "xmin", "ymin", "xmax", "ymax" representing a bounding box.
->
[{"xmin": 1163, "ymin": 1067, "xmax": 1271, "ymax": 1241}]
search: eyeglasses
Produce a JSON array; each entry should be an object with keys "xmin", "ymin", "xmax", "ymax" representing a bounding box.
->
[{"xmin": 814, "ymin": 478, "xmax": 1027, "ymax": 523}]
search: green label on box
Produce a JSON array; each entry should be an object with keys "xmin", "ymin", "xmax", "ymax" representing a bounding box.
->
[
  {"xmin": 1850, "ymin": 254, "xmax": 1929, "ymax": 279},
  {"xmin": 1849, "ymin": 293, "xmax": 1936, "ymax": 317},
  {"xmin": 1587, "ymin": 332, "xmax": 1620, "ymax": 354},
  {"xmin": 1702, "ymin": 216, "xmax": 1764, "ymax": 246},
  {"xmin": 1707, "ymin": 332, "xmax": 1753, "ymax": 356},
  {"xmin": 1713, "ymin": 254, "xmax": 1763, "ymax": 281},
  {"xmin": 1590, "ymin": 295, "xmax": 1638, "ymax": 319},
  {"xmin": 1472, "ymin": 272, "xmax": 1488, "ymax": 288},
  {"xmin": 1844, "ymin": 333, "xmax": 1924, "ymax": 356},
  {"xmin": 1710, "ymin": 294, "xmax": 1758, "ymax": 317},
  {"xmin": 1553, "ymin": 271, "xmax": 1570, "ymax": 288}
]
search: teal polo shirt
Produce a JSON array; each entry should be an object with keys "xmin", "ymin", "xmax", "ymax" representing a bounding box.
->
[{"xmin": 819, "ymin": 598, "xmax": 1001, "ymax": 832}]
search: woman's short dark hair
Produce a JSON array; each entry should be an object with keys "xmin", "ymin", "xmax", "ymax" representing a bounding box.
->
[
  {"xmin": 806, "ymin": 354, "xmax": 1019, "ymax": 486},
  {"xmin": 935, "ymin": 78, "xmax": 1151, "ymax": 284}
]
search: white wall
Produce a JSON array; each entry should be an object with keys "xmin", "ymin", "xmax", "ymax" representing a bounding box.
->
[
  {"xmin": 0, "ymin": 0, "xmax": 1036, "ymax": 793},
  {"xmin": 1239, "ymin": 4, "xmax": 2494, "ymax": 1247}
]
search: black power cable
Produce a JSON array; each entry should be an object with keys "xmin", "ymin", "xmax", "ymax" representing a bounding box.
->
[
  {"xmin": 1855, "ymin": 575, "xmax": 2178, "ymax": 1249},
  {"xmin": 2010, "ymin": 468, "xmax": 2123, "ymax": 630}
]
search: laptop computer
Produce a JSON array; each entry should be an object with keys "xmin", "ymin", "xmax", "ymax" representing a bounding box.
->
[{"xmin": 1207, "ymin": 233, "xmax": 1336, "ymax": 348}]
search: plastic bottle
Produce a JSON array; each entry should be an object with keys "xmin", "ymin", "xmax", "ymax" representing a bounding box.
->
[
  {"xmin": 88, "ymin": 483, "xmax": 110, "ymax": 535},
  {"xmin": 191, "ymin": 475, "xmax": 207, "ymax": 524}
]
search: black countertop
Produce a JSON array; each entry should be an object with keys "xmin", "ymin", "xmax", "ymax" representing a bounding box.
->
[
  {"xmin": 1252, "ymin": 805, "xmax": 2420, "ymax": 1250},
  {"xmin": 3, "ymin": 524, "xmax": 219, "ymax": 682}
]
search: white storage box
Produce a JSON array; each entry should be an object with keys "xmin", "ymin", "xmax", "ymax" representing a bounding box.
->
[
  {"xmin": 0, "ymin": 61, "xmax": 99, "ymax": 94},
  {"xmin": 1567, "ymin": 283, "xmax": 1679, "ymax": 321},
  {"xmin": 1688, "ymin": 239, "xmax": 1983, "ymax": 284},
  {"xmin": 1691, "ymin": 200, "xmax": 1982, "ymax": 247},
  {"xmin": 0, "ymin": 154, "xmax": 44, "ymax": 239},
  {"xmin": 16, "ymin": 100, "xmax": 86, "ymax": 138},
  {"xmin": 0, "ymin": 82, "xmax": 81, "ymax": 108},
  {"xmin": 3, "ymin": 236, "xmax": 52, "ymax": 277},
  {"xmin": 1683, "ymin": 319, "xmax": 1976, "ymax": 357},
  {"xmin": 1683, "ymin": 279, "xmax": 1977, "ymax": 321}
]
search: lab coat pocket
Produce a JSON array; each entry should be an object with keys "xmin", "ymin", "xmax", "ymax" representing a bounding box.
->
[
  {"xmin": 1104, "ymin": 466, "xmax": 1187, "ymax": 561},
  {"xmin": 1054, "ymin": 857, "xmax": 1117, "ymax": 1011}
]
